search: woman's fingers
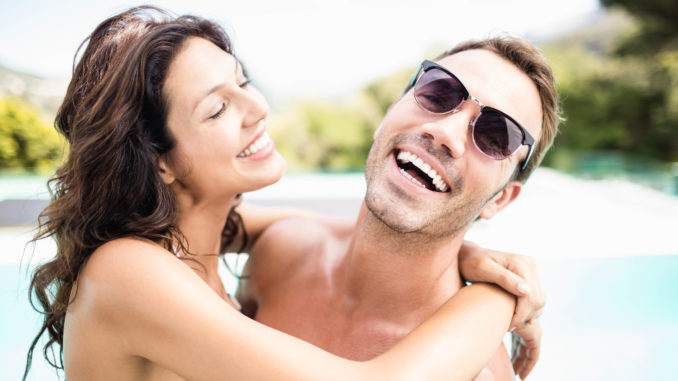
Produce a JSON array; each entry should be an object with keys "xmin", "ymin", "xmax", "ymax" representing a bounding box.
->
[
  {"xmin": 511, "ymin": 319, "xmax": 542, "ymax": 379},
  {"xmin": 507, "ymin": 255, "xmax": 546, "ymax": 330},
  {"xmin": 471, "ymin": 258, "xmax": 530, "ymax": 297}
]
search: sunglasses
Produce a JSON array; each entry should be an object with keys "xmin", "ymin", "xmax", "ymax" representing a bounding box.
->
[{"xmin": 406, "ymin": 60, "xmax": 535, "ymax": 171}]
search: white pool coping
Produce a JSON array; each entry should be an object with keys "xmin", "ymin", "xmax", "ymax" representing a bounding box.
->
[{"xmin": 2, "ymin": 168, "xmax": 677, "ymax": 266}]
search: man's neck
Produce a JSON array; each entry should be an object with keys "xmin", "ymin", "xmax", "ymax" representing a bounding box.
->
[{"xmin": 338, "ymin": 203, "xmax": 466, "ymax": 323}]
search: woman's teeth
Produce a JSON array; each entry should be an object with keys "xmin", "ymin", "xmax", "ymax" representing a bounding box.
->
[
  {"xmin": 237, "ymin": 133, "xmax": 271, "ymax": 158},
  {"xmin": 396, "ymin": 150, "xmax": 449, "ymax": 192}
]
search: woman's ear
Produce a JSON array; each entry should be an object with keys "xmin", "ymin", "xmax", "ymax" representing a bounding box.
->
[
  {"xmin": 157, "ymin": 155, "xmax": 176, "ymax": 185},
  {"xmin": 479, "ymin": 181, "xmax": 522, "ymax": 220}
]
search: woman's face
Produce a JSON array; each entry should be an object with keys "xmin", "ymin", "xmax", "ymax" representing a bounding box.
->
[{"xmin": 161, "ymin": 36, "xmax": 285, "ymax": 201}]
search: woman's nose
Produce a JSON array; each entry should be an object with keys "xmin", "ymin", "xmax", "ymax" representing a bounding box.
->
[{"xmin": 240, "ymin": 87, "xmax": 269, "ymax": 128}]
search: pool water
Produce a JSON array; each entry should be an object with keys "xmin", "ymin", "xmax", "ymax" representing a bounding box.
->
[
  {"xmin": 3, "ymin": 255, "xmax": 677, "ymax": 380},
  {"xmin": 2, "ymin": 170, "xmax": 677, "ymax": 380},
  {"xmin": 530, "ymin": 255, "xmax": 678, "ymax": 380},
  {"xmin": 2, "ymin": 264, "xmax": 63, "ymax": 381}
]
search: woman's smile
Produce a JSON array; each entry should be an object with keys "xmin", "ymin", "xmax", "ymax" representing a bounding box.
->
[{"xmin": 237, "ymin": 131, "xmax": 274, "ymax": 159}]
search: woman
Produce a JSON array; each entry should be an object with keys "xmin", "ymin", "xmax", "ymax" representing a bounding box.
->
[{"xmin": 25, "ymin": 6, "xmax": 541, "ymax": 380}]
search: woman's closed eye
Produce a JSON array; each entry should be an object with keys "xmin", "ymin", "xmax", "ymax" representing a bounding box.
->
[{"xmin": 209, "ymin": 103, "xmax": 226, "ymax": 120}]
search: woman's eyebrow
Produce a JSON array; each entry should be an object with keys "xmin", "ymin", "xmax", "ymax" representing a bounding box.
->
[
  {"xmin": 193, "ymin": 82, "xmax": 226, "ymax": 113},
  {"xmin": 193, "ymin": 60, "xmax": 243, "ymax": 113},
  {"xmin": 235, "ymin": 60, "xmax": 249, "ymax": 80}
]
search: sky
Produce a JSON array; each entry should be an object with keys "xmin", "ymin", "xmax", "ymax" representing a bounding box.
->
[{"xmin": 0, "ymin": 0, "xmax": 602, "ymax": 107}]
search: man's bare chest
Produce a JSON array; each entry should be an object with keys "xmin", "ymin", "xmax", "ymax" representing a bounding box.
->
[{"xmin": 254, "ymin": 285, "xmax": 412, "ymax": 361}]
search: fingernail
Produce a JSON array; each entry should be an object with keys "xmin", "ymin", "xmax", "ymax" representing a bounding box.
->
[{"xmin": 517, "ymin": 283, "xmax": 529, "ymax": 294}]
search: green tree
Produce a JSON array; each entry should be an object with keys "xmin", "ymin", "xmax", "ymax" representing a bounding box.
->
[
  {"xmin": 270, "ymin": 68, "xmax": 414, "ymax": 171},
  {"xmin": 601, "ymin": 0, "xmax": 678, "ymax": 56},
  {"xmin": 270, "ymin": 100, "xmax": 374, "ymax": 171},
  {"xmin": 542, "ymin": 6, "xmax": 678, "ymax": 169},
  {"xmin": 361, "ymin": 67, "xmax": 414, "ymax": 116},
  {"xmin": 274, "ymin": 3, "xmax": 678, "ymax": 173},
  {"xmin": 0, "ymin": 97, "xmax": 64, "ymax": 172}
]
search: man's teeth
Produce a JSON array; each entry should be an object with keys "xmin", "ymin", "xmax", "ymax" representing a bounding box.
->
[
  {"xmin": 399, "ymin": 167, "xmax": 426, "ymax": 188},
  {"xmin": 238, "ymin": 133, "xmax": 271, "ymax": 158},
  {"xmin": 396, "ymin": 150, "xmax": 449, "ymax": 192}
]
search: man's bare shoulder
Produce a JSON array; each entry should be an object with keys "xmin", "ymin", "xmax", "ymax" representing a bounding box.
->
[
  {"xmin": 253, "ymin": 215, "xmax": 353, "ymax": 255},
  {"xmin": 246, "ymin": 216, "xmax": 353, "ymax": 287}
]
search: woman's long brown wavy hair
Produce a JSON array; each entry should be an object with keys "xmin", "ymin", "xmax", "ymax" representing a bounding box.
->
[{"xmin": 23, "ymin": 6, "xmax": 246, "ymax": 379}]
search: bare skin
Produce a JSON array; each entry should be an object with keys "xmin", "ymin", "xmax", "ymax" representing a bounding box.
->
[
  {"xmin": 63, "ymin": 237, "xmax": 515, "ymax": 381},
  {"xmin": 60, "ymin": 36, "xmax": 521, "ymax": 381},
  {"xmin": 239, "ymin": 48, "xmax": 545, "ymax": 381},
  {"xmin": 239, "ymin": 210, "xmax": 513, "ymax": 381}
]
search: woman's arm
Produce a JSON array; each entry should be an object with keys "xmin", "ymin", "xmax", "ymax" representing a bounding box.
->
[
  {"xmin": 84, "ymin": 238, "xmax": 514, "ymax": 381},
  {"xmin": 459, "ymin": 241, "xmax": 546, "ymax": 379}
]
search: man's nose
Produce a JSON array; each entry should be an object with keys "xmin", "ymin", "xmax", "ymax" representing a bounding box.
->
[{"xmin": 420, "ymin": 108, "xmax": 476, "ymax": 159}]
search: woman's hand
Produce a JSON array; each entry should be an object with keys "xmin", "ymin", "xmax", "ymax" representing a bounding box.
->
[
  {"xmin": 510, "ymin": 318, "xmax": 541, "ymax": 380},
  {"xmin": 459, "ymin": 241, "xmax": 546, "ymax": 329},
  {"xmin": 458, "ymin": 241, "xmax": 545, "ymax": 379}
]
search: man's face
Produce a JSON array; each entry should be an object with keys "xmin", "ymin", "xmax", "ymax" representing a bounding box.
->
[{"xmin": 364, "ymin": 49, "xmax": 542, "ymax": 239}]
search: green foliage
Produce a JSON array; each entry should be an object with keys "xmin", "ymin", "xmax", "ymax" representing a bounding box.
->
[
  {"xmin": 273, "ymin": 3, "xmax": 678, "ymax": 173},
  {"xmin": 542, "ymin": 5, "xmax": 678, "ymax": 170},
  {"xmin": 0, "ymin": 97, "xmax": 64, "ymax": 172},
  {"xmin": 270, "ymin": 68, "xmax": 414, "ymax": 171},
  {"xmin": 270, "ymin": 100, "xmax": 374, "ymax": 171},
  {"xmin": 602, "ymin": 0, "xmax": 678, "ymax": 56},
  {"xmin": 362, "ymin": 68, "xmax": 414, "ymax": 116}
]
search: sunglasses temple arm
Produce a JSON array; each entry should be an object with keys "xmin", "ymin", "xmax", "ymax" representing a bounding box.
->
[
  {"xmin": 521, "ymin": 144, "xmax": 535, "ymax": 171},
  {"xmin": 408, "ymin": 65, "xmax": 424, "ymax": 89}
]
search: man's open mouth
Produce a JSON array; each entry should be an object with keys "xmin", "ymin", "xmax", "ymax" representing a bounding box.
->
[{"xmin": 394, "ymin": 150, "xmax": 449, "ymax": 193}]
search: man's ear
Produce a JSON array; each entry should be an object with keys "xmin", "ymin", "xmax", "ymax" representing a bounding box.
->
[
  {"xmin": 479, "ymin": 181, "xmax": 522, "ymax": 220},
  {"xmin": 157, "ymin": 155, "xmax": 176, "ymax": 185}
]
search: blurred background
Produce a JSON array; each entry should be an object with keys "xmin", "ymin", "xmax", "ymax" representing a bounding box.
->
[{"xmin": 1, "ymin": 0, "xmax": 677, "ymax": 380}]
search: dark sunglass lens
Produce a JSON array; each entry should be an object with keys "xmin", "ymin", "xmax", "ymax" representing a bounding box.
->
[
  {"xmin": 414, "ymin": 69, "xmax": 465, "ymax": 113},
  {"xmin": 474, "ymin": 111, "xmax": 523, "ymax": 159}
]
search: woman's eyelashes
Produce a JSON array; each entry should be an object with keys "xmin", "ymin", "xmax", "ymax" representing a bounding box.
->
[
  {"xmin": 209, "ymin": 103, "xmax": 226, "ymax": 120},
  {"xmin": 207, "ymin": 79, "xmax": 250, "ymax": 120}
]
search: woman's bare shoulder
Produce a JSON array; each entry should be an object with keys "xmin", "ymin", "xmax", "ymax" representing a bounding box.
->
[
  {"xmin": 77, "ymin": 237, "xmax": 193, "ymax": 314},
  {"xmin": 86, "ymin": 237, "xmax": 174, "ymax": 272},
  {"xmin": 83, "ymin": 238, "xmax": 168, "ymax": 282},
  {"xmin": 94, "ymin": 236, "xmax": 168, "ymax": 255}
]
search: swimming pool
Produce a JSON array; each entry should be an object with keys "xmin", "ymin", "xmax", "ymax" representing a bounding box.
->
[
  {"xmin": 2, "ymin": 233, "xmax": 677, "ymax": 380},
  {"xmin": 2, "ymin": 170, "xmax": 678, "ymax": 380}
]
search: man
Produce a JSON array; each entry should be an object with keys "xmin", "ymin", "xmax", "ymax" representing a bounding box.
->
[{"xmin": 238, "ymin": 36, "xmax": 558, "ymax": 380}]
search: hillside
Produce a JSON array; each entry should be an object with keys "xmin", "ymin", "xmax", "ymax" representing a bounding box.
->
[
  {"xmin": 543, "ymin": 8, "xmax": 635, "ymax": 55},
  {"xmin": 0, "ymin": 63, "xmax": 67, "ymax": 117}
]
